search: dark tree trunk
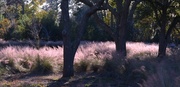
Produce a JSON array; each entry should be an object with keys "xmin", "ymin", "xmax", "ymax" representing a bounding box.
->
[
  {"xmin": 158, "ymin": 32, "xmax": 167, "ymax": 58},
  {"xmin": 21, "ymin": 1, "xmax": 24, "ymax": 14},
  {"xmin": 157, "ymin": 8, "xmax": 167, "ymax": 58},
  {"xmin": 61, "ymin": 0, "xmax": 74, "ymax": 77},
  {"xmin": 158, "ymin": 12, "xmax": 167, "ymax": 58},
  {"xmin": 63, "ymin": 45, "xmax": 76, "ymax": 77},
  {"xmin": 147, "ymin": 0, "xmax": 179, "ymax": 58},
  {"xmin": 115, "ymin": 37, "xmax": 126, "ymax": 57},
  {"xmin": 158, "ymin": 16, "xmax": 180, "ymax": 58},
  {"xmin": 116, "ymin": 0, "xmax": 131, "ymax": 57},
  {"xmin": 61, "ymin": 0, "xmax": 104, "ymax": 77},
  {"xmin": 93, "ymin": 0, "xmax": 133, "ymax": 57}
]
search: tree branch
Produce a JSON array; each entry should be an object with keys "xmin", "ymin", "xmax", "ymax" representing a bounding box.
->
[
  {"xmin": 73, "ymin": 0, "xmax": 105, "ymax": 52},
  {"xmin": 115, "ymin": 0, "xmax": 123, "ymax": 14},
  {"xmin": 93, "ymin": 13, "xmax": 117, "ymax": 40},
  {"xmin": 165, "ymin": 16, "xmax": 180, "ymax": 40},
  {"xmin": 129, "ymin": 0, "xmax": 141, "ymax": 20},
  {"xmin": 79, "ymin": 0, "xmax": 93, "ymax": 7},
  {"xmin": 105, "ymin": 1, "xmax": 118, "ymax": 17},
  {"xmin": 147, "ymin": 0, "xmax": 162, "ymax": 26}
]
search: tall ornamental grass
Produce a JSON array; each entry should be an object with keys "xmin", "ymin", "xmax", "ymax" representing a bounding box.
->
[{"xmin": 0, "ymin": 41, "xmax": 172, "ymax": 73}]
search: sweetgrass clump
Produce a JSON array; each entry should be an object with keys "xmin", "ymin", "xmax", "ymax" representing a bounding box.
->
[{"xmin": 30, "ymin": 56, "xmax": 53, "ymax": 74}]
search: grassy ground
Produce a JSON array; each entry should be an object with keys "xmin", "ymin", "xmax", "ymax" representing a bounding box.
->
[{"xmin": 0, "ymin": 41, "xmax": 180, "ymax": 87}]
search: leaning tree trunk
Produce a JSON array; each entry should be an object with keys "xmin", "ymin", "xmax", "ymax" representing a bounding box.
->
[
  {"xmin": 158, "ymin": 16, "xmax": 180, "ymax": 58},
  {"xmin": 61, "ymin": 0, "xmax": 104, "ymax": 77}
]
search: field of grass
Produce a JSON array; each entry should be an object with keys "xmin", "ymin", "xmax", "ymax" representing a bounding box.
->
[{"xmin": 0, "ymin": 41, "xmax": 180, "ymax": 87}]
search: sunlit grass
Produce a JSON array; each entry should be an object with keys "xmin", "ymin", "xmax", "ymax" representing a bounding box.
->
[
  {"xmin": 0, "ymin": 41, "xmax": 173, "ymax": 73},
  {"xmin": 1, "ymin": 41, "xmax": 179, "ymax": 86}
]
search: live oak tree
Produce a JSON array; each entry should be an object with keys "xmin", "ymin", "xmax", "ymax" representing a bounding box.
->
[
  {"xmin": 89, "ymin": 0, "xmax": 141, "ymax": 57},
  {"xmin": 133, "ymin": 2, "xmax": 157, "ymax": 42},
  {"xmin": 61, "ymin": 0, "xmax": 104, "ymax": 77},
  {"xmin": 146, "ymin": 0, "xmax": 180, "ymax": 58}
]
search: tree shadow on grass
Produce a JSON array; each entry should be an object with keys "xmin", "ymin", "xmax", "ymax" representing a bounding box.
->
[
  {"xmin": 47, "ymin": 73, "xmax": 98, "ymax": 87},
  {"xmin": 48, "ymin": 59, "xmax": 151, "ymax": 87},
  {"xmin": 3, "ymin": 72, "xmax": 49, "ymax": 81},
  {"xmin": 47, "ymin": 72, "xmax": 123, "ymax": 87}
]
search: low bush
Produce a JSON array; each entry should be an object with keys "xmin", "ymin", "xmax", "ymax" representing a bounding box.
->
[
  {"xmin": 142, "ymin": 58, "xmax": 180, "ymax": 87},
  {"xmin": 30, "ymin": 56, "xmax": 53, "ymax": 75},
  {"xmin": 74, "ymin": 59, "xmax": 91, "ymax": 72}
]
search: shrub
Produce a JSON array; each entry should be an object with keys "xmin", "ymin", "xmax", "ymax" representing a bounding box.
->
[
  {"xmin": 74, "ymin": 59, "xmax": 91, "ymax": 72},
  {"xmin": 90, "ymin": 59, "xmax": 102, "ymax": 73},
  {"xmin": 19, "ymin": 59, "xmax": 32, "ymax": 69},
  {"xmin": 142, "ymin": 58, "xmax": 180, "ymax": 87},
  {"xmin": 101, "ymin": 58, "xmax": 125, "ymax": 78},
  {"xmin": 0, "ymin": 63, "xmax": 7, "ymax": 80},
  {"xmin": 0, "ymin": 58, "xmax": 20, "ymax": 74},
  {"xmin": 30, "ymin": 56, "xmax": 53, "ymax": 74}
]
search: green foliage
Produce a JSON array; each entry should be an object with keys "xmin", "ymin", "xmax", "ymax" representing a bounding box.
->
[
  {"xmin": 0, "ymin": 0, "xmax": 179, "ymax": 42},
  {"xmin": 0, "ymin": 63, "xmax": 7, "ymax": 80},
  {"xmin": 108, "ymin": 0, "xmax": 116, "ymax": 8},
  {"xmin": 0, "ymin": 18, "xmax": 10, "ymax": 38},
  {"xmin": 83, "ymin": 17, "xmax": 113, "ymax": 41},
  {"xmin": 41, "ymin": 10, "xmax": 60, "ymax": 41},
  {"xmin": 0, "ymin": 58, "xmax": 21, "ymax": 74},
  {"xmin": 0, "ymin": 14, "xmax": 4, "ymax": 21},
  {"xmin": 134, "ymin": 2, "xmax": 156, "ymax": 42}
]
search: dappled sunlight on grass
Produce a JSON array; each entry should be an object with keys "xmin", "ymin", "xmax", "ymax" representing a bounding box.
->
[
  {"xmin": 0, "ymin": 41, "xmax": 173, "ymax": 73},
  {"xmin": 0, "ymin": 41, "xmax": 179, "ymax": 87},
  {"xmin": 127, "ymin": 42, "xmax": 171, "ymax": 59}
]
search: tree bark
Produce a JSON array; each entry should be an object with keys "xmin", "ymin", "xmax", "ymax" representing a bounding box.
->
[
  {"xmin": 116, "ymin": 0, "xmax": 131, "ymax": 57},
  {"xmin": 157, "ymin": 6, "xmax": 168, "ymax": 58},
  {"xmin": 61, "ymin": 0, "xmax": 104, "ymax": 77},
  {"xmin": 158, "ymin": 26, "xmax": 167, "ymax": 57},
  {"xmin": 93, "ymin": 0, "xmax": 133, "ymax": 57},
  {"xmin": 61, "ymin": 0, "xmax": 74, "ymax": 77},
  {"xmin": 158, "ymin": 16, "xmax": 180, "ymax": 58},
  {"xmin": 63, "ymin": 45, "xmax": 76, "ymax": 77},
  {"xmin": 147, "ymin": 0, "xmax": 179, "ymax": 58}
]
